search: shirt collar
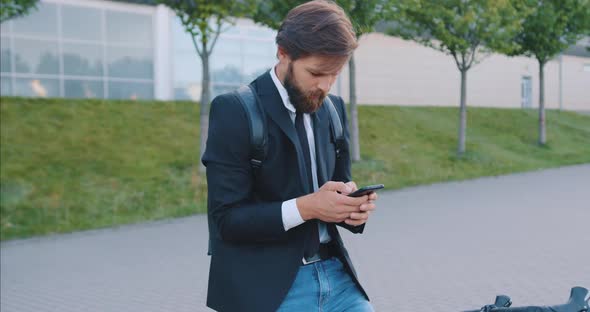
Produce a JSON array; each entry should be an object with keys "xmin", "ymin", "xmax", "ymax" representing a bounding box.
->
[{"xmin": 270, "ymin": 65, "xmax": 296, "ymax": 114}]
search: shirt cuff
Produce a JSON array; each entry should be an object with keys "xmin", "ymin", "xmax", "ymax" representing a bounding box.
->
[{"xmin": 281, "ymin": 198, "xmax": 305, "ymax": 231}]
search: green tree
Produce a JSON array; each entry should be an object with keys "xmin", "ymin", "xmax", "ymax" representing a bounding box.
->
[
  {"xmin": 0, "ymin": 0, "xmax": 38, "ymax": 23},
  {"xmin": 253, "ymin": 0, "xmax": 387, "ymax": 162},
  {"xmin": 387, "ymin": 0, "xmax": 525, "ymax": 155},
  {"xmin": 158, "ymin": 0, "xmax": 254, "ymax": 171},
  {"xmin": 509, "ymin": 0, "xmax": 590, "ymax": 145}
]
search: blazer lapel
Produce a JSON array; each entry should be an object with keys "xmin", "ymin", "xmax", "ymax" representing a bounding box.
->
[{"xmin": 253, "ymin": 71, "xmax": 311, "ymax": 193}]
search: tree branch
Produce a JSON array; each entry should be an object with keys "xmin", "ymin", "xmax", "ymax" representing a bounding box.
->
[
  {"xmin": 207, "ymin": 17, "xmax": 223, "ymax": 55},
  {"xmin": 473, "ymin": 50, "xmax": 491, "ymax": 67},
  {"xmin": 451, "ymin": 50, "xmax": 462, "ymax": 71},
  {"xmin": 461, "ymin": 50, "xmax": 467, "ymax": 71},
  {"xmin": 466, "ymin": 41, "xmax": 479, "ymax": 70},
  {"xmin": 191, "ymin": 33, "xmax": 203, "ymax": 58}
]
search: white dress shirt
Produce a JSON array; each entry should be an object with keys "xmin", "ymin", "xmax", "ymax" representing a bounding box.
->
[{"xmin": 270, "ymin": 66, "xmax": 331, "ymax": 244}]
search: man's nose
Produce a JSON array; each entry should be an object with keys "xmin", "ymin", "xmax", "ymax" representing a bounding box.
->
[{"xmin": 318, "ymin": 75, "xmax": 336, "ymax": 93}]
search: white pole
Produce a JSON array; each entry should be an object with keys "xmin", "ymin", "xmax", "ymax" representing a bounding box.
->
[
  {"xmin": 154, "ymin": 4, "xmax": 173, "ymax": 101},
  {"xmin": 558, "ymin": 54, "xmax": 563, "ymax": 111}
]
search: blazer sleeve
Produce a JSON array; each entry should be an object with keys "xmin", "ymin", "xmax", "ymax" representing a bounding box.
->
[
  {"xmin": 331, "ymin": 96, "xmax": 366, "ymax": 234},
  {"xmin": 202, "ymin": 93, "xmax": 289, "ymax": 243}
]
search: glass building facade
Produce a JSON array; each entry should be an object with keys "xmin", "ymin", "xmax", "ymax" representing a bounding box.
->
[
  {"xmin": 172, "ymin": 18, "xmax": 277, "ymax": 101},
  {"xmin": 0, "ymin": 0, "xmax": 278, "ymax": 101},
  {"xmin": 0, "ymin": 1, "xmax": 155, "ymax": 99}
]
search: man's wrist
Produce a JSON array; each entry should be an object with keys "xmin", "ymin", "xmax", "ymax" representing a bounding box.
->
[{"xmin": 296, "ymin": 194, "xmax": 315, "ymax": 221}]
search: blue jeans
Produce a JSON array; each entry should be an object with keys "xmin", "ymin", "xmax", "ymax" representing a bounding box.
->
[{"xmin": 276, "ymin": 257, "xmax": 374, "ymax": 312}]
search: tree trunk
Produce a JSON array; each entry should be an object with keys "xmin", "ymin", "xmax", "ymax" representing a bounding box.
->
[
  {"xmin": 538, "ymin": 60, "xmax": 546, "ymax": 145},
  {"xmin": 199, "ymin": 50, "xmax": 211, "ymax": 173},
  {"xmin": 457, "ymin": 69, "xmax": 467, "ymax": 155},
  {"xmin": 348, "ymin": 53, "xmax": 361, "ymax": 162}
]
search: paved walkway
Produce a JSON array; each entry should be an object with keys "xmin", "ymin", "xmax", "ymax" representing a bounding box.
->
[{"xmin": 2, "ymin": 165, "xmax": 589, "ymax": 311}]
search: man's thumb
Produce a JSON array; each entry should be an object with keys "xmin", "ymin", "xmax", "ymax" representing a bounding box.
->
[{"xmin": 323, "ymin": 181, "xmax": 352, "ymax": 194}]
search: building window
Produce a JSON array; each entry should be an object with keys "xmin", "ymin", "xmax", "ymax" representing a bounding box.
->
[
  {"xmin": 172, "ymin": 18, "xmax": 277, "ymax": 101},
  {"xmin": 0, "ymin": 1, "xmax": 155, "ymax": 100}
]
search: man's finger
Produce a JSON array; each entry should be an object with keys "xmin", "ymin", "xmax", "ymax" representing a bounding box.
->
[
  {"xmin": 344, "ymin": 218, "xmax": 366, "ymax": 226},
  {"xmin": 338, "ymin": 194, "xmax": 369, "ymax": 206},
  {"xmin": 349, "ymin": 212, "xmax": 369, "ymax": 220},
  {"xmin": 344, "ymin": 181, "xmax": 358, "ymax": 193},
  {"xmin": 323, "ymin": 181, "xmax": 353, "ymax": 194},
  {"xmin": 359, "ymin": 203, "xmax": 376, "ymax": 212},
  {"xmin": 368, "ymin": 192, "xmax": 378, "ymax": 201},
  {"xmin": 337, "ymin": 204, "xmax": 363, "ymax": 214}
]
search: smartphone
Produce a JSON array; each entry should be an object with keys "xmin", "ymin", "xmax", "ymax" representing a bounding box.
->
[{"xmin": 347, "ymin": 184, "xmax": 384, "ymax": 197}]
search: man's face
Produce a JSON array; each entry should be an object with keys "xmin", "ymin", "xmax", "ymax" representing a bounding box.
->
[{"xmin": 283, "ymin": 54, "xmax": 347, "ymax": 114}]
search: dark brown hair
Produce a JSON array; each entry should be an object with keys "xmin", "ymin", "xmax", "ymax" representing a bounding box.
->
[{"xmin": 276, "ymin": 0, "xmax": 358, "ymax": 60}]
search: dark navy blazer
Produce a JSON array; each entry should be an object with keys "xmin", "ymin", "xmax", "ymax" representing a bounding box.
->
[{"xmin": 202, "ymin": 71, "xmax": 367, "ymax": 312}]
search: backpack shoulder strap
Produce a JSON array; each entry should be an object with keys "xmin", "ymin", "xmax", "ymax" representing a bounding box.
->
[
  {"xmin": 323, "ymin": 95, "xmax": 345, "ymax": 159},
  {"xmin": 233, "ymin": 85, "xmax": 267, "ymax": 170},
  {"xmin": 233, "ymin": 87, "xmax": 342, "ymax": 169}
]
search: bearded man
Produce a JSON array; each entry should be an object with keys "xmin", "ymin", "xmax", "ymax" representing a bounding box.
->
[{"xmin": 202, "ymin": 1, "xmax": 378, "ymax": 311}]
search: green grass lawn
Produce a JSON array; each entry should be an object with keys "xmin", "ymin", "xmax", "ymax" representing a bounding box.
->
[
  {"xmin": 2, "ymin": 97, "xmax": 589, "ymax": 240},
  {"xmin": 352, "ymin": 105, "xmax": 590, "ymax": 189}
]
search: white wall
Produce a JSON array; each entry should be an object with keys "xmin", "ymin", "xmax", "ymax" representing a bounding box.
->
[{"xmin": 339, "ymin": 33, "xmax": 590, "ymax": 111}]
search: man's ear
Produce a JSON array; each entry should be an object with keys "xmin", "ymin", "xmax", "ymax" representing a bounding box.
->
[{"xmin": 277, "ymin": 46, "xmax": 290, "ymax": 63}]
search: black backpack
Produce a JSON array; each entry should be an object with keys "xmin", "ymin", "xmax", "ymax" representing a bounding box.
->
[{"xmin": 232, "ymin": 84, "xmax": 346, "ymax": 172}]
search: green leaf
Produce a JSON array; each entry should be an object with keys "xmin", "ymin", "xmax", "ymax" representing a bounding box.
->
[
  {"xmin": 510, "ymin": 0, "xmax": 590, "ymax": 64},
  {"xmin": 385, "ymin": 0, "xmax": 526, "ymax": 70},
  {"xmin": 0, "ymin": 0, "xmax": 38, "ymax": 23}
]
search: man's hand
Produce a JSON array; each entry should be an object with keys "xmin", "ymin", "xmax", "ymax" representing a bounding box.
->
[
  {"xmin": 342, "ymin": 181, "xmax": 377, "ymax": 226},
  {"xmin": 296, "ymin": 181, "xmax": 377, "ymax": 225}
]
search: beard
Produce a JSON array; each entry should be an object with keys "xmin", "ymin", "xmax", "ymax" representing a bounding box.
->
[{"xmin": 284, "ymin": 63, "xmax": 327, "ymax": 114}]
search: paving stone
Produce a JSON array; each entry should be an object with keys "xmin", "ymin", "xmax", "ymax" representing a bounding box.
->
[{"xmin": 2, "ymin": 165, "xmax": 589, "ymax": 311}]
